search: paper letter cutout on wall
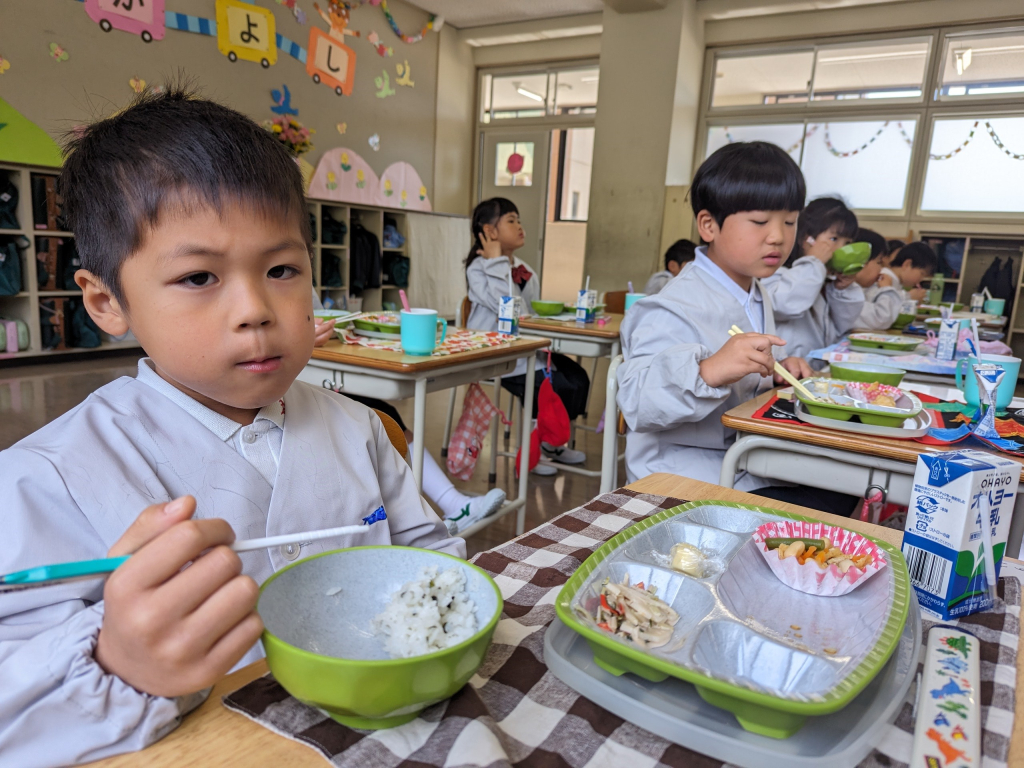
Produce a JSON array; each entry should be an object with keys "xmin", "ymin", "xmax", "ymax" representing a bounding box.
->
[
  {"xmin": 216, "ymin": 0, "xmax": 278, "ymax": 68},
  {"xmin": 271, "ymin": 84, "xmax": 299, "ymax": 115},
  {"xmin": 85, "ymin": 0, "xmax": 166, "ymax": 43},
  {"xmin": 308, "ymin": 1, "xmax": 359, "ymax": 98},
  {"xmin": 309, "ymin": 150, "xmax": 432, "ymax": 211},
  {"xmin": 375, "ymin": 70, "xmax": 395, "ymax": 98}
]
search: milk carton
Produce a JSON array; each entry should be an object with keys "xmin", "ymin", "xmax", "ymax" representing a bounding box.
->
[
  {"xmin": 934, "ymin": 317, "xmax": 960, "ymax": 361},
  {"xmin": 498, "ymin": 295, "xmax": 522, "ymax": 336},
  {"xmin": 576, "ymin": 289, "xmax": 597, "ymax": 323},
  {"xmin": 902, "ymin": 449, "xmax": 1019, "ymax": 619}
]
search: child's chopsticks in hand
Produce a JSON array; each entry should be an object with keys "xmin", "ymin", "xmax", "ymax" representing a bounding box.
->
[
  {"xmin": 727, "ymin": 325, "xmax": 817, "ymax": 399},
  {"xmin": 698, "ymin": 326, "xmax": 787, "ymax": 389}
]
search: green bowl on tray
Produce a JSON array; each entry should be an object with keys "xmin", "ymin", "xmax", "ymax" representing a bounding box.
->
[
  {"xmin": 353, "ymin": 313, "xmax": 402, "ymax": 334},
  {"xmin": 890, "ymin": 312, "xmax": 915, "ymax": 329},
  {"xmin": 827, "ymin": 242, "xmax": 871, "ymax": 275},
  {"xmin": 848, "ymin": 333, "xmax": 921, "ymax": 352},
  {"xmin": 796, "ymin": 377, "xmax": 923, "ymax": 427},
  {"xmin": 917, "ymin": 303, "xmax": 963, "ymax": 316},
  {"xmin": 554, "ymin": 500, "xmax": 910, "ymax": 739},
  {"xmin": 827, "ymin": 362, "xmax": 906, "ymax": 386},
  {"xmin": 531, "ymin": 300, "xmax": 565, "ymax": 317}
]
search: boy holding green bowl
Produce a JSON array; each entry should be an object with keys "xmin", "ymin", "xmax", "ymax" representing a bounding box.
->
[{"xmin": 0, "ymin": 88, "xmax": 464, "ymax": 764}]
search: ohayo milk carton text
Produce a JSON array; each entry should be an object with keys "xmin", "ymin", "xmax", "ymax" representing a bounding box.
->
[{"xmin": 902, "ymin": 449, "xmax": 1019, "ymax": 619}]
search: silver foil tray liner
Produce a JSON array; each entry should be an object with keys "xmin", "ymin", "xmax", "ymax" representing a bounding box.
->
[{"xmin": 571, "ymin": 505, "xmax": 897, "ymax": 702}]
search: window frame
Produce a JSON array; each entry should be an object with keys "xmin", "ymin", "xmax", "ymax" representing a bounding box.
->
[
  {"xmin": 478, "ymin": 60, "xmax": 601, "ymax": 125},
  {"xmin": 934, "ymin": 23, "xmax": 1024, "ymax": 105}
]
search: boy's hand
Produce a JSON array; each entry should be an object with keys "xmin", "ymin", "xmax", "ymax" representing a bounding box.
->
[
  {"xmin": 834, "ymin": 274, "xmax": 857, "ymax": 290},
  {"xmin": 700, "ymin": 333, "xmax": 785, "ymax": 389},
  {"xmin": 777, "ymin": 356, "xmax": 814, "ymax": 384},
  {"xmin": 313, "ymin": 318, "xmax": 336, "ymax": 347},
  {"xmin": 909, "ymin": 287, "xmax": 928, "ymax": 301},
  {"xmin": 95, "ymin": 496, "xmax": 264, "ymax": 698}
]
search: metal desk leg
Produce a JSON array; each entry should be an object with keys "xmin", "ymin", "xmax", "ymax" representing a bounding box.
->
[
  {"xmin": 411, "ymin": 377, "xmax": 427, "ymax": 491},
  {"xmin": 517, "ymin": 363, "xmax": 536, "ymax": 536},
  {"xmin": 601, "ymin": 355, "xmax": 623, "ymax": 494},
  {"xmin": 441, "ymin": 387, "xmax": 457, "ymax": 458},
  {"xmin": 489, "ymin": 378, "xmax": 501, "ymax": 483}
]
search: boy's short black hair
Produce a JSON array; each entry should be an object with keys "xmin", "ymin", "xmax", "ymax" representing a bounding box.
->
[
  {"xmin": 59, "ymin": 85, "xmax": 311, "ymax": 308},
  {"xmin": 690, "ymin": 141, "xmax": 805, "ymax": 226},
  {"xmin": 665, "ymin": 239, "xmax": 697, "ymax": 269},
  {"xmin": 887, "ymin": 238, "xmax": 905, "ymax": 253},
  {"xmin": 855, "ymin": 228, "xmax": 888, "ymax": 262},
  {"xmin": 788, "ymin": 196, "xmax": 858, "ymax": 264},
  {"xmin": 891, "ymin": 241, "xmax": 938, "ymax": 275}
]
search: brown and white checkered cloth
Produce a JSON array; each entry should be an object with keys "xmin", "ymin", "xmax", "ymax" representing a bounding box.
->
[{"xmin": 223, "ymin": 489, "xmax": 1020, "ymax": 768}]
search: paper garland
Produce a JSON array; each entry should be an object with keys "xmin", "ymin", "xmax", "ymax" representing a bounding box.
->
[{"xmin": 375, "ymin": 0, "xmax": 443, "ymax": 44}]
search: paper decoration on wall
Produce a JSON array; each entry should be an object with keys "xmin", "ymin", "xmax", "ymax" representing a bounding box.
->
[
  {"xmin": 49, "ymin": 43, "xmax": 69, "ymax": 62},
  {"xmin": 271, "ymin": 84, "xmax": 298, "ymax": 115},
  {"xmin": 374, "ymin": 71, "xmax": 395, "ymax": 98},
  {"xmin": 216, "ymin": 0, "xmax": 277, "ymax": 68},
  {"xmin": 368, "ymin": 133, "xmax": 381, "ymax": 151},
  {"xmin": 367, "ymin": 31, "xmax": 393, "ymax": 57},
  {"xmin": 308, "ymin": 2, "xmax": 359, "ymax": 96},
  {"xmin": 293, "ymin": 5, "xmax": 307, "ymax": 24},
  {"xmin": 0, "ymin": 56, "xmax": 10, "ymax": 75},
  {"xmin": 129, "ymin": 76, "xmax": 147, "ymax": 94},
  {"xmin": 396, "ymin": 61, "xmax": 414, "ymax": 87},
  {"xmin": 85, "ymin": 0, "xmax": 166, "ymax": 43},
  {"xmin": 0, "ymin": 98, "xmax": 63, "ymax": 167},
  {"xmin": 336, "ymin": 122, "xmax": 347, "ymax": 134},
  {"xmin": 309, "ymin": 149, "xmax": 432, "ymax": 211},
  {"xmin": 377, "ymin": 0, "xmax": 443, "ymax": 43},
  {"xmin": 507, "ymin": 153, "xmax": 525, "ymax": 175}
]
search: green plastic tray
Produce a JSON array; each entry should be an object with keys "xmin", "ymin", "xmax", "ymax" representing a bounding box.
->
[
  {"xmin": 796, "ymin": 377, "xmax": 923, "ymax": 427},
  {"xmin": 352, "ymin": 313, "xmax": 401, "ymax": 334},
  {"xmin": 918, "ymin": 304, "xmax": 963, "ymax": 316},
  {"xmin": 554, "ymin": 501, "xmax": 910, "ymax": 739},
  {"xmin": 848, "ymin": 333, "xmax": 921, "ymax": 352}
]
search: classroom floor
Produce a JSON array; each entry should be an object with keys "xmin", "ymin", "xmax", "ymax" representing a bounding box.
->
[{"xmin": 0, "ymin": 352, "xmax": 618, "ymax": 558}]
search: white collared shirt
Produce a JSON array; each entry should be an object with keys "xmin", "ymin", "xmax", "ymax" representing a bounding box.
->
[
  {"xmin": 694, "ymin": 247, "xmax": 765, "ymax": 332},
  {"xmin": 136, "ymin": 359, "xmax": 285, "ymax": 489}
]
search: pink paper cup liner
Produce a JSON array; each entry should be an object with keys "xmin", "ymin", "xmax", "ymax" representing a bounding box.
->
[{"xmin": 753, "ymin": 520, "xmax": 887, "ymax": 597}]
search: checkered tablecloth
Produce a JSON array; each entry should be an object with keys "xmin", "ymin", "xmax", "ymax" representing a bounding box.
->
[{"xmin": 222, "ymin": 489, "xmax": 1020, "ymax": 768}]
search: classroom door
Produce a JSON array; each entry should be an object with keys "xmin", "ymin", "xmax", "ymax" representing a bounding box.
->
[{"xmin": 479, "ymin": 129, "xmax": 551, "ymax": 275}]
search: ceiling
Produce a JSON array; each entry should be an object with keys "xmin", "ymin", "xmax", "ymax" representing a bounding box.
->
[{"xmin": 405, "ymin": 0, "xmax": 604, "ymax": 29}]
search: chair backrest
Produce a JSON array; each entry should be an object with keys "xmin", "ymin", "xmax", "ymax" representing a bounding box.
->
[
  {"xmin": 459, "ymin": 296, "xmax": 472, "ymax": 329},
  {"xmin": 604, "ymin": 290, "xmax": 626, "ymax": 315},
  {"xmin": 374, "ymin": 409, "xmax": 408, "ymax": 459}
]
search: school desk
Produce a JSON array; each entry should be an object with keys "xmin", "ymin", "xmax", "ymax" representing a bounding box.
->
[
  {"xmin": 83, "ymin": 473, "xmax": 1024, "ymax": 768},
  {"xmin": 719, "ymin": 390, "xmax": 1024, "ymax": 557},
  {"xmin": 301, "ymin": 335, "xmax": 550, "ymax": 538},
  {"xmin": 518, "ymin": 312, "xmax": 624, "ymax": 492}
]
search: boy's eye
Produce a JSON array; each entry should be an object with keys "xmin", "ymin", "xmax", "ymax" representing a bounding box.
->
[
  {"xmin": 180, "ymin": 272, "xmax": 213, "ymax": 287},
  {"xmin": 751, "ymin": 220, "xmax": 767, "ymax": 226},
  {"xmin": 268, "ymin": 265, "xmax": 298, "ymax": 279}
]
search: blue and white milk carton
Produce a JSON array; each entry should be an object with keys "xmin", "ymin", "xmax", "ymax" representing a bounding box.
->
[
  {"xmin": 576, "ymin": 289, "xmax": 597, "ymax": 323},
  {"xmin": 902, "ymin": 449, "xmax": 1019, "ymax": 619},
  {"xmin": 498, "ymin": 295, "xmax": 522, "ymax": 336}
]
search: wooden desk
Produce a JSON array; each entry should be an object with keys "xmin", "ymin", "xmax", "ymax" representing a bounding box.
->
[
  {"xmin": 720, "ymin": 390, "xmax": 1024, "ymax": 555},
  {"xmin": 302, "ymin": 336, "xmax": 550, "ymax": 538},
  {"xmin": 518, "ymin": 314, "xmax": 624, "ymax": 493},
  {"xmin": 86, "ymin": 474, "xmax": 1024, "ymax": 768}
]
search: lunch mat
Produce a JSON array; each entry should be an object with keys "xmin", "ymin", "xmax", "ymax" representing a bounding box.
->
[
  {"xmin": 809, "ymin": 341, "xmax": 962, "ymax": 376},
  {"xmin": 222, "ymin": 489, "xmax": 1021, "ymax": 768},
  {"xmin": 752, "ymin": 393, "xmax": 1024, "ymax": 457},
  {"xmin": 337, "ymin": 328, "xmax": 515, "ymax": 356}
]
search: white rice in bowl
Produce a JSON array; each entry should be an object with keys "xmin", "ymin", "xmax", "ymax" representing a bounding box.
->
[{"xmin": 372, "ymin": 565, "xmax": 479, "ymax": 658}]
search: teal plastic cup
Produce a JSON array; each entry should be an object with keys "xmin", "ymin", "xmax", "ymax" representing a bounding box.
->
[
  {"xmin": 956, "ymin": 353, "xmax": 1020, "ymax": 409},
  {"xmin": 625, "ymin": 292, "xmax": 646, "ymax": 310},
  {"xmin": 984, "ymin": 298, "xmax": 1006, "ymax": 316},
  {"xmin": 400, "ymin": 309, "xmax": 446, "ymax": 356}
]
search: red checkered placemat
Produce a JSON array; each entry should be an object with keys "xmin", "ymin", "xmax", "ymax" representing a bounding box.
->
[
  {"xmin": 222, "ymin": 489, "xmax": 1019, "ymax": 768},
  {"xmin": 338, "ymin": 328, "xmax": 514, "ymax": 356}
]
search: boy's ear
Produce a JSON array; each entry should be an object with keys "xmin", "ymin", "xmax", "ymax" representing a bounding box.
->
[
  {"xmin": 695, "ymin": 210, "xmax": 720, "ymax": 243},
  {"xmin": 75, "ymin": 269, "xmax": 130, "ymax": 336}
]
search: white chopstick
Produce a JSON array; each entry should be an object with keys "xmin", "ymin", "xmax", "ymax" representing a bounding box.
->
[{"xmin": 231, "ymin": 525, "xmax": 369, "ymax": 553}]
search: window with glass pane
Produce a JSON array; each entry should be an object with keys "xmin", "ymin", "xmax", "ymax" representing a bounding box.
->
[
  {"xmin": 495, "ymin": 142, "xmax": 534, "ymax": 187},
  {"xmin": 553, "ymin": 68, "xmax": 599, "ymax": 116},
  {"xmin": 921, "ymin": 117, "xmax": 1024, "ymax": 212},
  {"xmin": 705, "ymin": 124, "xmax": 805, "ymax": 160},
  {"xmin": 812, "ymin": 38, "xmax": 929, "ymax": 102},
  {"xmin": 480, "ymin": 74, "xmax": 492, "ymax": 123},
  {"xmin": 490, "ymin": 73, "xmax": 549, "ymax": 119},
  {"xmin": 557, "ymin": 128, "xmax": 594, "ymax": 220},
  {"xmin": 939, "ymin": 30, "xmax": 1024, "ymax": 98},
  {"xmin": 801, "ymin": 120, "xmax": 916, "ymax": 210},
  {"xmin": 712, "ymin": 50, "xmax": 814, "ymax": 107}
]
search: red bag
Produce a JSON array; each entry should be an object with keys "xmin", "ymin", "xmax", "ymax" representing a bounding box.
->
[
  {"xmin": 515, "ymin": 358, "xmax": 571, "ymax": 476},
  {"xmin": 446, "ymin": 383, "xmax": 510, "ymax": 481}
]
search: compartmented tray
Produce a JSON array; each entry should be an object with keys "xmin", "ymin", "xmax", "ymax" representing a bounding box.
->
[
  {"xmin": 545, "ymin": 590, "xmax": 921, "ymax": 768},
  {"xmin": 352, "ymin": 312, "xmax": 401, "ymax": 334},
  {"xmin": 795, "ymin": 400, "xmax": 932, "ymax": 438},
  {"xmin": 848, "ymin": 333, "xmax": 922, "ymax": 352},
  {"xmin": 554, "ymin": 501, "xmax": 910, "ymax": 739},
  {"xmin": 796, "ymin": 377, "xmax": 924, "ymax": 427}
]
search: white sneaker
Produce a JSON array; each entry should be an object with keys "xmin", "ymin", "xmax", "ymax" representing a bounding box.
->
[
  {"xmin": 541, "ymin": 442, "xmax": 586, "ymax": 465},
  {"xmin": 445, "ymin": 488, "xmax": 507, "ymax": 534},
  {"xmin": 531, "ymin": 461, "xmax": 558, "ymax": 476}
]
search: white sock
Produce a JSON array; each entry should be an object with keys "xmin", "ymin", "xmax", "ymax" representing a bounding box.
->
[{"xmin": 409, "ymin": 440, "xmax": 471, "ymax": 518}]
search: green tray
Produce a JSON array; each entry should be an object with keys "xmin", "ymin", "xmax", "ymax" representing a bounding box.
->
[
  {"xmin": 554, "ymin": 501, "xmax": 910, "ymax": 739},
  {"xmin": 796, "ymin": 377, "xmax": 923, "ymax": 427},
  {"xmin": 848, "ymin": 333, "xmax": 921, "ymax": 352},
  {"xmin": 352, "ymin": 313, "xmax": 401, "ymax": 334}
]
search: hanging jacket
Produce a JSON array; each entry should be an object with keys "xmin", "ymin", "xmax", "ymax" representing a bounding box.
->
[{"xmin": 349, "ymin": 222, "xmax": 382, "ymax": 294}]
